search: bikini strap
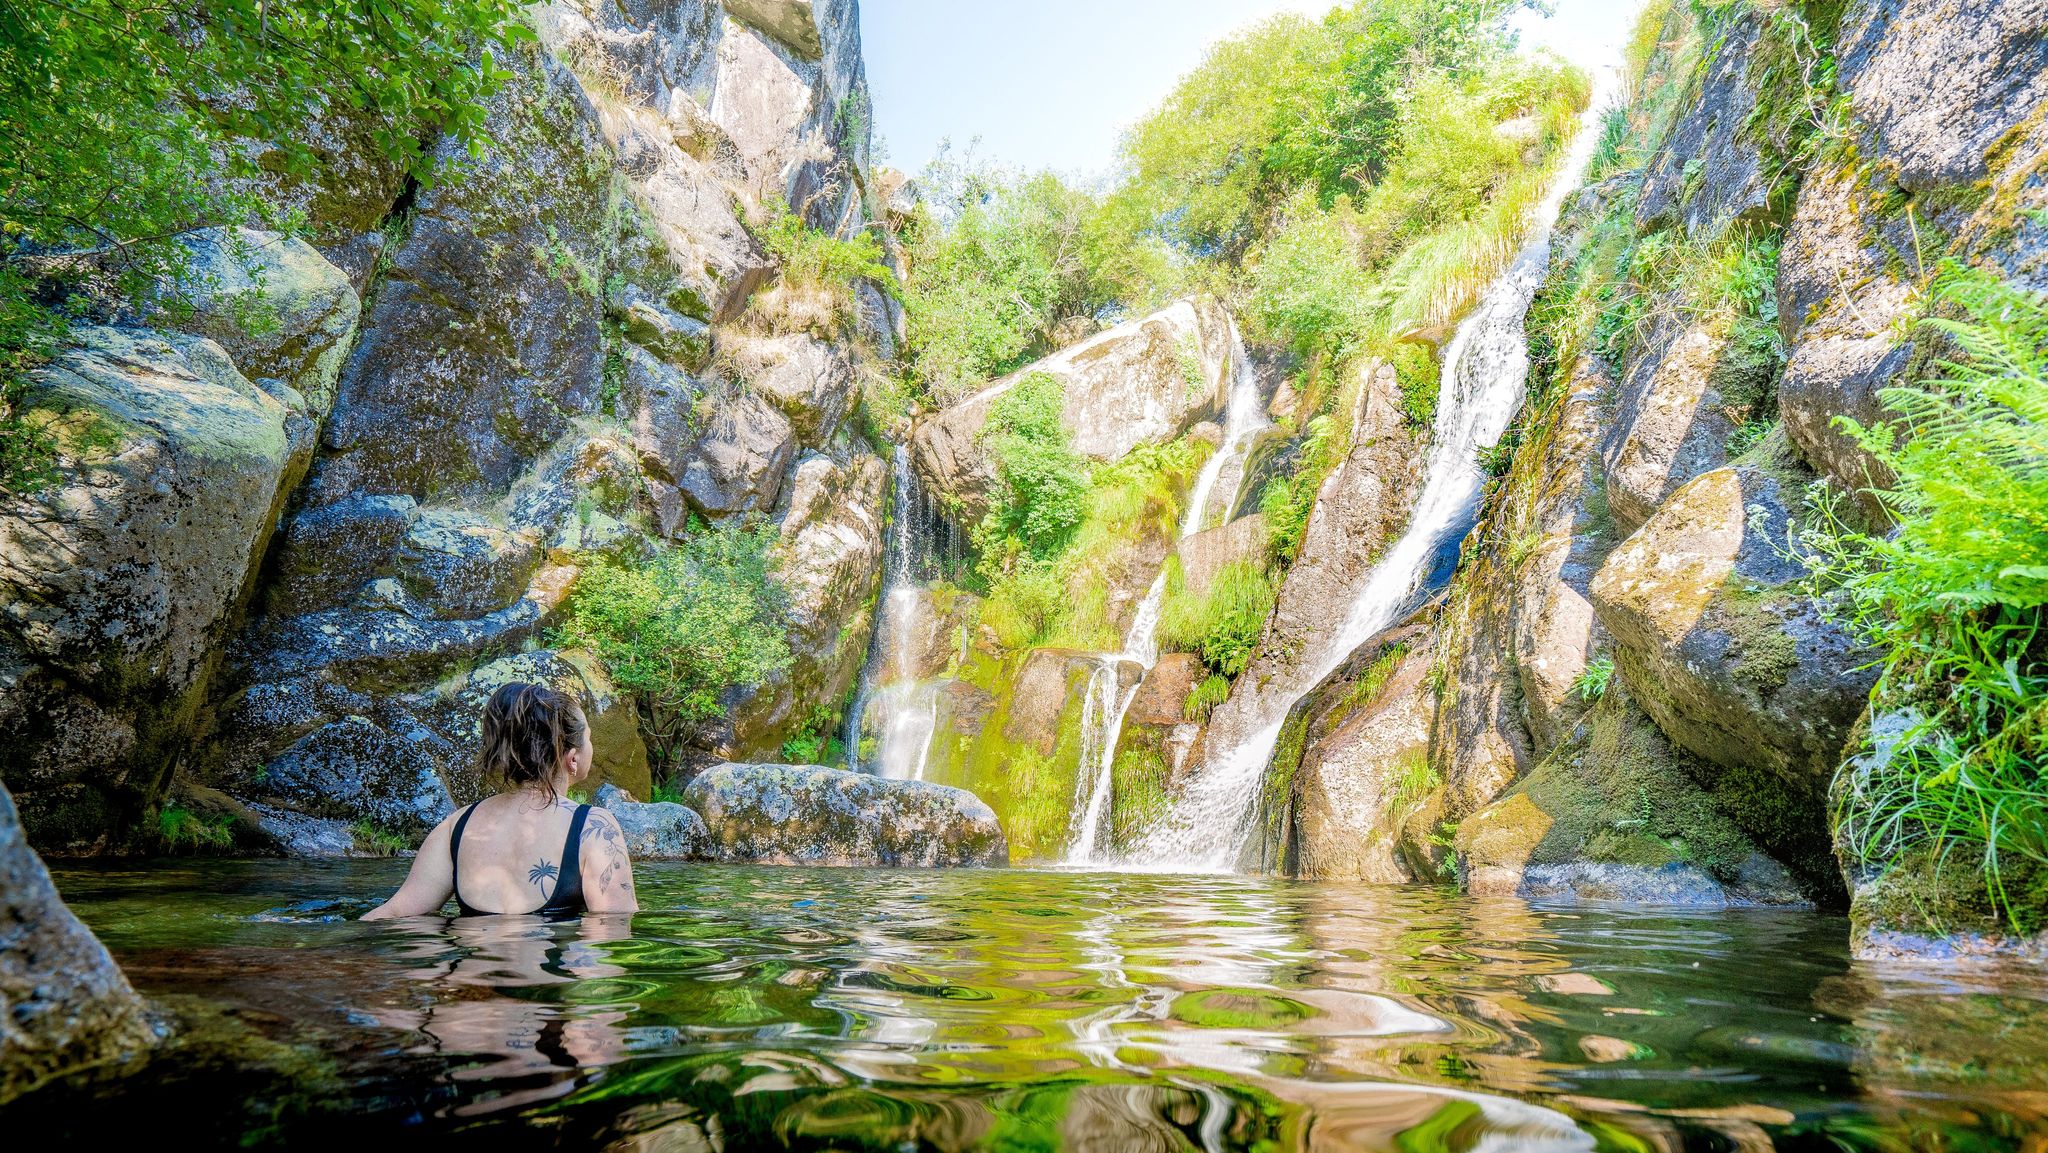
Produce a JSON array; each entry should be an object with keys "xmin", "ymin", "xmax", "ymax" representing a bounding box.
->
[
  {"xmin": 559, "ymin": 804, "xmax": 591, "ymax": 889},
  {"xmin": 448, "ymin": 803, "xmax": 480, "ymax": 912}
]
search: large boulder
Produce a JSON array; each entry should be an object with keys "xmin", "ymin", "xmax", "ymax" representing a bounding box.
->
[
  {"xmin": 0, "ymin": 780, "xmax": 157, "ymax": 1101},
  {"xmin": 1631, "ymin": 7, "xmax": 1780, "ymax": 238},
  {"xmin": 163, "ymin": 227, "xmax": 362, "ymax": 412},
  {"xmin": 683, "ymin": 762, "xmax": 1008, "ymax": 866},
  {"xmin": 592, "ymin": 783, "xmax": 708, "ymax": 860},
  {"xmin": 1600, "ymin": 315, "xmax": 1775, "ymax": 535},
  {"xmin": 1454, "ymin": 685, "xmax": 1809, "ymax": 906},
  {"xmin": 0, "ymin": 326, "xmax": 297, "ymax": 844},
  {"xmin": 392, "ymin": 510, "xmax": 543, "ymax": 620},
  {"xmin": 910, "ymin": 298, "xmax": 1238, "ymax": 523},
  {"xmin": 1291, "ymin": 642, "xmax": 1436, "ymax": 884},
  {"xmin": 1590, "ymin": 435, "xmax": 1877, "ymax": 790},
  {"xmin": 724, "ymin": 333, "xmax": 851, "ymax": 444}
]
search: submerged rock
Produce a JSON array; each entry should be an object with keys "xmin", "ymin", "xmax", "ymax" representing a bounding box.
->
[
  {"xmin": 0, "ymin": 780, "xmax": 157, "ymax": 1100},
  {"xmin": 683, "ymin": 762, "xmax": 1007, "ymax": 867}
]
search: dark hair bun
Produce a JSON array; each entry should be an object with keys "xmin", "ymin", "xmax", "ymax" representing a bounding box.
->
[{"xmin": 479, "ymin": 681, "xmax": 589, "ymax": 803}]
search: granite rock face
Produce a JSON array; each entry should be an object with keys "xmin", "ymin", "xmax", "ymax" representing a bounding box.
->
[{"xmin": 683, "ymin": 762, "xmax": 1008, "ymax": 867}]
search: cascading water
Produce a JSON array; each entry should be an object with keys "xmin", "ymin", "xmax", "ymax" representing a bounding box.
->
[
  {"xmin": 845, "ymin": 446, "xmax": 940, "ymax": 778},
  {"xmin": 1127, "ymin": 86, "xmax": 1615, "ymax": 872},
  {"xmin": 1063, "ymin": 322, "xmax": 1271, "ymax": 863}
]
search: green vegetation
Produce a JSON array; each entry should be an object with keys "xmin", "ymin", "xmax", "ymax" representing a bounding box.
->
[
  {"xmin": 157, "ymin": 803, "xmax": 234, "ymax": 852},
  {"xmin": 1817, "ymin": 265, "xmax": 2048, "ymax": 931},
  {"xmin": 350, "ymin": 822, "xmax": 414, "ymax": 857},
  {"xmin": 558, "ymin": 519, "xmax": 793, "ymax": 772},
  {"xmin": 1, "ymin": 0, "xmax": 527, "ymax": 494},
  {"xmin": 1157, "ymin": 561, "xmax": 1278, "ymax": 678},
  {"xmin": 756, "ymin": 197, "xmax": 895, "ymax": 299},
  {"xmin": 1184, "ymin": 674, "xmax": 1233, "ymax": 722},
  {"xmin": 1574, "ymin": 656, "xmax": 1615, "ymax": 702}
]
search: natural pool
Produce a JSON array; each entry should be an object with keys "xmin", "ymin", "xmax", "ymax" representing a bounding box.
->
[{"xmin": 19, "ymin": 861, "xmax": 2048, "ymax": 1149}]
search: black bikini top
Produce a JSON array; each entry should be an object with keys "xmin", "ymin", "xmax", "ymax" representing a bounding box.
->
[{"xmin": 448, "ymin": 802, "xmax": 590, "ymax": 918}]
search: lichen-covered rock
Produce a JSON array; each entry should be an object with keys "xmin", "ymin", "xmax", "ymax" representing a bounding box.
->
[
  {"xmin": 685, "ymin": 761, "xmax": 1007, "ymax": 866},
  {"xmin": 262, "ymin": 717, "xmax": 455, "ymax": 833},
  {"xmin": 0, "ymin": 780, "xmax": 157, "ymax": 1101},
  {"xmin": 592, "ymin": 782, "xmax": 708, "ymax": 860},
  {"xmin": 238, "ymin": 588, "xmax": 545, "ymax": 692},
  {"xmin": 1590, "ymin": 435, "xmax": 1877, "ymax": 790},
  {"xmin": 675, "ymin": 387, "xmax": 799, "ymax": 521},
  {"xmin": 0, "ymin": 326, "xmax": 296, "ymax": 843},
  {"xmin": 312, "ymin": 50, "xmax": 612, "ymax": 503},
  {"xmin": 261, "ymin": 494, "xmax": 417, "ymax": 618},
  {"xmin": 716, "ymin": 450, "xmax": 885, "ymax": 758},
  {"xmin": 724, "ymin": 0, "xmax": 822, "ymax": 58},
  {"xmin": 393, "ymin": 509, "xmax": 543, "ymax": 620},
  {"xmin": 163, "ymin": 227, "xmax": 362, "ymax": 411},
  {"xmin": 911, "ymin": 298, "xmax": 1238, "ymax": 523}
]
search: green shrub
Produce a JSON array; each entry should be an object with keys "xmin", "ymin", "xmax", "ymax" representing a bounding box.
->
[
  {"xmin": 350, "ymin": 822, "xmax": 414, "ymax": 857},
  {"xmin": 978, "ymin": 372, "xmax": 1089, "ymax": 560},
  {"xmin": 1157, "ymin": 561, "xmax": 1277, "ymax": 677},
  {"xmin": 1818, "ymin": 265, "xmax": 2048, "ymax": 929},
  {"xmin": 756, "ymin": 197, "xmax": 896, "ymax": 297},
  {"xmin": 1260, "ymin": 414, "xmax": 1342, "ymax": 566},
  {"xmin": 1245, "ymin": 193, "xmax": 1373, "ymax": 361},
  {"xmin": 558, "ymin": 519, "xmax": 793, "ymax": 771}
]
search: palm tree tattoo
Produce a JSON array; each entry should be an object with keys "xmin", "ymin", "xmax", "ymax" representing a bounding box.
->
[{"xmin": 528, "ymin": 858, "xmax": 559, "ymax": 897}]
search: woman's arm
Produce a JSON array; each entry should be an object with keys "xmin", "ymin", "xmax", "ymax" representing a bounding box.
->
[
  {"xmin": 579, "ymin": 808, "xmax": 639, "ymax": 913},
  {"xmin": 361, "ymin": 815, "xmax": 458, "ymax": 920}
]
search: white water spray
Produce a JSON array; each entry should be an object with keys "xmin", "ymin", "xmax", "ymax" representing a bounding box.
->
[
  {"xmin": 846, "ymin": 446, "xmax": 940, "ymax": 779},
  {"xmin": 1064, "ymin": 323, "xmax": 1271, "ymax": 863},
  {"xmin": 1126, "ymin": 87, "xmax": 1615, "ymax": 872}
]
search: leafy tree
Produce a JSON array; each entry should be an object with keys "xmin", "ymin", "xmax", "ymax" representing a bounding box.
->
[
  {"xmin": 557, "ymin": 520, "xmax": 793, "ymax": 771},
  {"xmin": 0, "ymin": 0, "xmax": 529, "ymax": 492},
  {"xmin": 978, "ymin": 372, "xmax": 1089, "ymax": 560}
]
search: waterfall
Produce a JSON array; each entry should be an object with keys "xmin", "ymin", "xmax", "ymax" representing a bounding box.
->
[
  {"xmin": 1064, "ymin": 322, "xmax": 1271, "ymax": 863},
  {"xmin": 1125, "ymin": 89, "xmax": 1613, "ymax": 872},
  {"xmin": 845, "ymin": 445, "xmax": 938, "ymax": 777}
]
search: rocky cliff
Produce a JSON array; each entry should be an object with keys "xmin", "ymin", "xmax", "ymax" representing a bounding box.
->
[
  {"xmin": 1279, "ymin": 0, "xmax": 2048, "ymax": 950},
  {"xmin": 0, "ymin": 0, "xmax": 899, "ymax": 854}
]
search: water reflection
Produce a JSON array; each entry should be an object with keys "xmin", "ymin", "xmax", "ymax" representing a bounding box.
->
[{"xmin": 26, "ymin": 861, "xmax": 2048, "ymax": 1150}]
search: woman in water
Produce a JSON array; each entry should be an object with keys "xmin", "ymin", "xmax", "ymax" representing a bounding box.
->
[{"xmin": 364, "ymin": 682, "xmax": 638, "ymax": 919}]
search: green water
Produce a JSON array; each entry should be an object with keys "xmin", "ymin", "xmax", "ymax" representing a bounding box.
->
[{"xmin": 21, "ymin": 861, "xmax": 2048, "ymax": 1149}]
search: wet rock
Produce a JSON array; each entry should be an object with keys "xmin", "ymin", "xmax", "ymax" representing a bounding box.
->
[
  {"xmin": 1292, "ymin": 643, "xmax": 1436, "ymax": 884},
  {"xmin": 163, "ymin": 227, "xmax": 362, "ymax": 411},
  {"xmin": 592, "ymin": 782, "xmax": 708, "ymax": 860},
  {"xmin": 245, "ymin": 802, "xmax": 359, "ymax": 858},
  {"xmin": 313, "ymin": 51, "xmax": 611, "ymax": 503},
  {"xmin": 716, "ymin": 450, "xmax": 885, "ymax": 758},
  {"xmin": 393, "ymin": 509, "xmax": 543, "ymax": 620},
  {"xmin": 683, "ymin": 762, "xmax": 1007, "ymax": 867},
  {"xmin": 1520, "ymin": 858, "xmax": 1803, "ymax": 907},
  {"xmin": 911, "ymin": 298, "xmax": 1238, "ymax": 523},
  {"xmin": 0, "ymin": 779, "xmax": 157, "ymax": 1101},
  {"xmin": 261, "ymin": 717, "xmax": 455, "ymax": 833},
  {"xmin": 1002, "ymin": 649, "xmax": 1113, "ymax": 757},
  {"xmin": 724, "ymin": 333, "xmax": 851, "ymax": 445},
  {"xmin": 1126, "ymin": 653, "xmax": 1205, "ymax": 728}
]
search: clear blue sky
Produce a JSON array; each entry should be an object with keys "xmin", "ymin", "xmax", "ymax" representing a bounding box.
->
[{"xmin": 859, "ymin": 0, "xmax": 1642, "ymax": 181}]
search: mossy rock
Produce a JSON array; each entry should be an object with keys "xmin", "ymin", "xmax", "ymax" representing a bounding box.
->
[{"xmin": 683, "ymin": 762, "xmax": 1007, "ymax": 867}]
